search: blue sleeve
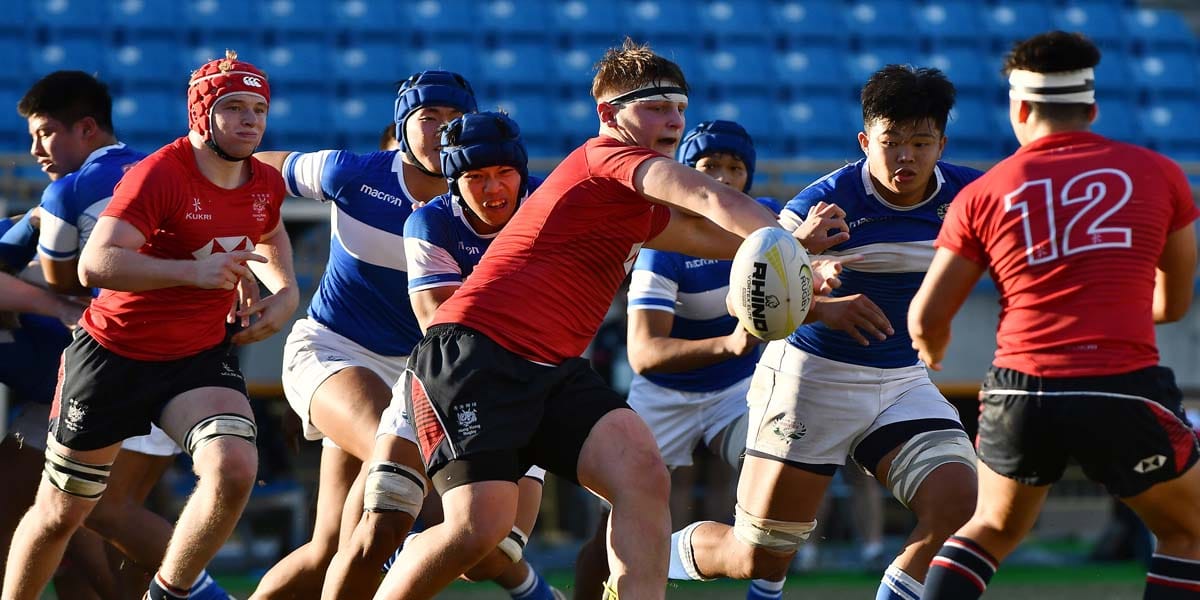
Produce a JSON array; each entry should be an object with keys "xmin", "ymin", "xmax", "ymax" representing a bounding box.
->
[
  {"xmin": 633, "ymin": 248, "xmax": 682, "ymax": 281},
  {"xmin": 0, "ymin": 212, "xmax": 38, "ymax": 272},
  {"xmin": 785, "ymin": 184, "xmax": 828, "ymax": 217}
]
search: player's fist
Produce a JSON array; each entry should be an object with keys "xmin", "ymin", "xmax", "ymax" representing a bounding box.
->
[{"xmin": 192, "ymin": 251, "xmax": 267, "ymax": 290}]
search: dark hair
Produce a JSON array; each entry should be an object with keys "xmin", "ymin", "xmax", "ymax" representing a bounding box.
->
[
  {"xmin": 1003, "ymin": 31, "xmax": 1100, "ymax": 123},
  {"xmin": 379, "ymin": 120, "xmax": 398, "ymax": 150},
  {"xmin": 18, "ymin": 70, "xmax": 114, "ymax": 134},
  {"xmin": 591, "ymin": 37, "xmax": 689, "ymax": 103},
  {"xmin": 861, "ymin": 64, "xmax": 956, "ymax": 135}
]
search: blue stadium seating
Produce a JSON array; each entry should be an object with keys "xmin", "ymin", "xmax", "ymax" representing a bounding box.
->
[
  {"xmin": 843, "ymin": 0, "xmax": 916, "ymax": 49},
  {"xmin": 946, "ymin": 95, "xmax": 999, "ymax": 160},
  {"xmin": 331, "ymin": 92, "xmax": 394, "ymax": 139},
  {"xmin": 184, "ymin": 0, "xmax": 260, "ymax": 34},
  {"xmin": 260, "ymin": 42, "xmax": 332, "ymax": 87},
  {"xmin": 1139, "ymin": 99, "xmax": 1200, "ymax": 158},
  {"xmin": 479, "ymin": 0, "xmax": 550, "ymax": 39},
  {"xmin": 846, "ymin": 47, "xmax": 926, "ymax": 89},
  {"xmin": 552, "ymin": 0, "xmax": 622, "ymax": 40},
  {"xmin": 490, "ymin": 93, "xmax": 553, "ymax": 154},
  {"xmin": 331, "ymin": 0, "xmax": 403, "ymax": 37},
  {"xmin": 32, "ymin": 0, "xmax": 105, "ymax": 31},
  {"xmin": 0, "ymin": 88, "xmax": 25, "ymax": 146},
  {"xmin": 1093, "ymin": 48, "xmax": 1135, "ymax": 101},
  {"xmin": 108, "ymin": 0, "xmax": 181, "ymax": 32},
  {"xmin": 776, "ymin": 95, "xmax": 859, "ymax": 159},
  {"xmin": 268, "ymin": 92, "xmax": 331, "ymax": 137},
  {"xmin": 1132, "ymin": 49, "xmax": 1200, "ymax": 99},
  {"xmin": 179, "ymin": 42, "xmax": 265, "ymax": 77},
  {"xmin": 257, "ymin": 0, "xmax": 332, "ymax": 36},
  {"xmin": 773, "ymin": 45, "xmax": 853, "ymax": 98},
  {"xmin": 706, "ymin": 96, "xmax": 777, "ymax": 152},
  {"xmin": 701, "ymin": 42, "xmax": 774, "ymax": 90},
  {"xmin": 769, "ymin": 0, "xmax": 847, "ymax": 49},
  {"xmin": 0, "ymin": 34, "xmax": 31, "ymax": 84},
  {"xmin": 1091, "ymin": 98, "xmax": 1141, "ymax": 143},
  {"xmin": 106, "ymin": 39, "xmax": 180, "ymax": 87},
  {"xmin": 624, "ymin": 0, "xmax": 698, "ymax": 40},
  {"xmin": 698, "ymin": 0, "xmax": 769, "ymax": 41},
  {"xmin": 1124, "ymin": 8, "xmax": 1197, "ymax": 52},
  {"xmin": 1053, "ymin": 3, "xmax": 1129, "ymax": 49},
  {"xmin": 647, "ymin": 39, "xmax": 705, "ymax": 90},
  {"xmin": 0, "ymin": 0, "xmax": 27, "ymax": 32},
  {"xmin": 32, "ymin": 37, "xmax": 105, "ymax": 77},
  {"xmin": 983, "ymin": 1, "xmax": 1054, "ymax": 49},
  {"xmin": 478, "ymin": 41, "xmax": 554, "ymax": 92},
  {"xmin": 408, "ymin": 0, "xmax": 477, "ymax": 36},
  {"xmin": 550, "ymin": 97, "xmax": 598, "ymax": 153},
  {"xmin": 553, "ymin": 42, "xmax": 609, "ymax": 92},
  {"xmin": 924, "ymin": 48, "xmax": 989, "ymax": 94},
  {"xmin": 406, "ymin": 39, "xmax": 481, "ymax": 84},
  {"xmin": 336, "ymin": 42, "xmax": 404, "ymax": 88},
  {"xmin": 913, "ymin": 1, "xmax": 986, "ymax": 50},
  {"xmin": 112, "ymin": 91, "xmax": 179, "ymax": 137}
]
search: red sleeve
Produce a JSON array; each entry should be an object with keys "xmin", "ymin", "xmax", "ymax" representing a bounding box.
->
[
  {"xmin": 103, "ymin": 156, "xmax": 182, "ymax": 240},
  {"xmin": 935, "ymin": 180, "xmax": 989, "ymax": 266},
  {"xmin": 586, "ymin": 139, "xmax": 662, "ymax": 190},
  {"xmin": 1156, "ymin": 154, "xmax": 1200, "ymax": 232}
]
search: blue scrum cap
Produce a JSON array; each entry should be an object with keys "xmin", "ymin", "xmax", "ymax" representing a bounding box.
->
[
  {"xmin": 440, "ymin": 111, "xmax": 529, "ymax": 199},
  {"xmin": 394, "ymin": 70, "xmax": 478, "ymax": 153},
  {"xmin": 677, "ymin": 119, "xmax": 757, "ymax": 193}
]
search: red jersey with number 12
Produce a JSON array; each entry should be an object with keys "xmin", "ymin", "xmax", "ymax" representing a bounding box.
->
[
  {"xmin": 82, "ymin": 137, "xmax": 285, "ymax": 361},
  {"xmin": 432, "ymin": 136, "xmax": 671, "ymax": 364},
  {"xmin": 937, "ymin": 131, "xmax": 1198, "ymax": 377}
]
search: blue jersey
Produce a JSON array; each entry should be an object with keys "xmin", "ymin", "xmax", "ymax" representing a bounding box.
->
[
  {"xmin": 37, "ymin": 143, "xmax": 146, "ymax": 265},
  {"xmin": 0, "ymin": 211, "xmax": 38, "ymax": 271},
  {"xmin": 282, "ymin": 150, "xmax": 423, "ymax": 356},
  {"xmin": 0, "ymin": 218, "xmax": 70, "ymax": 405},
  {"xmin": 403, "ymin": 177, "xmax": 542, "ymax": 292},
  {"xmin": 782, "ymin": 159, "xmax": 983, "ymax": 368},
  {"xmin": 625, "ymin": 197, "xmax": 782, "ymax": 393}
]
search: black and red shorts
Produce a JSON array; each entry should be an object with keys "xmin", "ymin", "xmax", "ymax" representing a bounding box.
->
[
  {"xmin": 977, "ymin": 365, "xmax": 1198, "ymax": 497},
  {"xmin": 404, "ymin": 324, "xmax": 629, "ymax": 494},
  {"xmin": 50, "ymin": 328, "xmax": 248, "ymax": 451}
]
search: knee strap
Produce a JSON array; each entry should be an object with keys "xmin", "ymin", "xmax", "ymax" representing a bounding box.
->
[
  {"xmin": 497, "ymin": 526, "xmax": 529, "ymax": 562},
  {"xmin": 887, "ymin": 429, "xmax": 977, "ymax": 507},
  {"xmin": 184, "ymin": 413, "xmax": 257, "ymax": 456},
  {"xmin": 44, "ymin": 449, "xmax": 112, "ymax": 499},
  {"xmin": 732, "ymin": 504, "xmax": 815, "ymax": 553},
  {"xmin": 364, "ymin": 461, "xmax": 426, "ymax": 517}
]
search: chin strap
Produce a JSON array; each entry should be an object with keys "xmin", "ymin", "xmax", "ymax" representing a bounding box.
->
[
  {"xmin": 405, "ymin": 147, "xmax": 441, "ymax": 177},
  {"xmin": 205, "ymin": 137, "xmax": 249, "ymax": 162}
]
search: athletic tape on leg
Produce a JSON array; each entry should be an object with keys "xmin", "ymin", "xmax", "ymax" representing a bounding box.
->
[
  {"xmin": 184, "ymin": 413, "xmax": 257, "ymax": 456},
  {"xmin": 732, "ymin": 504, "xmax": 815, "ymax": 553},
  {"xmin": 887, "ymin": 429, "xmax": 976, "ymax": 507},
  {"xmin": 364, "ymin": 461, "xmax": 426, "ymax": 516},
  {"xmin": 44, "ymin": 449, "xmax": 112, "ymax": 499},
  {"xmin": 497, "ymin": 526, "xmax": 529, "ymax": 562}
]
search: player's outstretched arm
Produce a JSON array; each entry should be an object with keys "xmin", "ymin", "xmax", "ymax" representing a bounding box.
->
[
  {"xmin": 233, "ymin": 219, "xmax": 300, "ymax": 344},
  {"xmin": 908, "ymin": 247, "xmax": 983, "ymax": 371},
  {"xmin": 1154, "ymin": 223, "xmax": 1197, "ymax": 324},
  {"xmin": 0, "ymin": 270, "xmax": 84, "ymax": 324},
  {"xmin": 627, "ymin": 308, "xmax": 759, "ymax": 374},
  {"xmin": 636, "ymin": 156, "xmax": 778, "ymax": 239},
  {"xmin": 253, "ymin": 151, "xmax": 292, "ymax": 173}
]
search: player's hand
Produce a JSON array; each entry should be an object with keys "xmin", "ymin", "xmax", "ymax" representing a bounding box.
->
[
  {"xmin": 228, "ymin": 276, "xmax": 262, "ymax": 326},
  {"xmin": 231, "ymin": 285, "xmax": 299, "ymax": 345},
  {"xmin": 793, "ymin": 201, "xmax": 850, "ymax": 254},
  {"xmin": 913, "ymin": 339, "xmax": 945, "ymax": 372},
  {"xmin": 809, "ymin": 294, "xmax": 893, "ymax": 346},
  {"xmin": 192, "ymin": 251, "xmax": 268, "ymax": 290},
  {"xmin": 723, "ymin": 325, "xmax": 763, "ymax": 356},
  {"xmin": 811, "ymin": 254, "xmax": 863, "ymax": 295},
  {"xmin": 53, "ymin": 296, "xmax": 87, "ymax": 329}
]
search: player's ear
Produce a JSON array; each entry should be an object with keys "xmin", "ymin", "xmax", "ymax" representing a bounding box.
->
[
  {"xmin": 857, "ymin": 131, "xmax": 869, "ymax": 154},
  {"xmin": 1017, "ymin": 100, "xmax": 1033, "ymax": 124},
  {"xmin": 75, "ymin": 116, "xmax": 98, "ymax": 138},
  {"xmin": 597, "ymin": 102, "xmax": 618, "ymax": 127},
  {"xmin": 1087, "ymin": 103, "xmax": 1099, "ymax": 125}
]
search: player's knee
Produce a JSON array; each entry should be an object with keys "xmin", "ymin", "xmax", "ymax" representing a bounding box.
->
[
  {"xmin": 197, "ymin": 443, "xmax": 258, "ymax": 496},
  {"xmin": 728, "ymin": 503, "xmax": 814, "ymax": 578},
  {"xmin": 887, "ymin": 429, "xmax": 977, "ymax": 509},
  {"xmin": 363, "ymin": 461, "xmax": 427, "ymax": 518},
  {"xmin": 615, "ymin": 447, "xmax": 670, "ymax": 504}
]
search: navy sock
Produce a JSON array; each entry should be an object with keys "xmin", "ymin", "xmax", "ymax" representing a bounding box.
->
[
  {"xmin": 923, "ymin": 536, "xmax": 998, "ymax": 600},
  {"xmin": 148, "ymin": 573, "xmax": 190, "ymax": 599},
  {"xmin": 1145, "ymin": 553, "xmax": 1200, "ymax": 599}
]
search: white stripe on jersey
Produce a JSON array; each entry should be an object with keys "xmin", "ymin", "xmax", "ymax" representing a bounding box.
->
[
  {"xmin": 628, "ymin": 269, "xmax": 678, "ymax": 314},
  {"xmin": 675, "ymin": 286, "xmax": 731, "ymax": 321},
  {"xmin": 825, "ymin": 240, "xmax": 935, "ymax": 273},
  {"xmin": 284, "ymin": 150, "xmax": 337, "ymax": 201},
  {"xmin": 404, "ymin": 236, "xmax": 463, "ymax": 293},
  {"xmin": 332, "ymin": 205, "xmax": 407, "ymax": 270},
  {"xmin": 778, "ymin": 208, "xmax": 805, "ymax": 234}
]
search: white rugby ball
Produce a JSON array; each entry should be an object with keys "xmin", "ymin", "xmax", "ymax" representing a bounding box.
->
[{"xmin": 729, "ymin": 227, "xmax": 814, "ymax": 341}]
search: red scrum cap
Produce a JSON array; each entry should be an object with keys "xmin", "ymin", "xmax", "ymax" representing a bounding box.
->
[{"xmin": 187, "ymin": 49, "xmax": 270, "ymax": 139}]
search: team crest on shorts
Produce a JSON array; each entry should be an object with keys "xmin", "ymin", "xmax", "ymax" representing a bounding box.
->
[
  {"xmin": 769, "ymin": 412, "xmax": 806, "ymax": 442},
  {"xmin": 220, "ymin": 362, "xmax": 244, "ymax": 380},
  {"xmin": 455, "ymin": 403, "xmax": 480, "ymax": 437},
  {"xmin": 63, "ymin": 398, "xmax": 87, "ymax": 433}
]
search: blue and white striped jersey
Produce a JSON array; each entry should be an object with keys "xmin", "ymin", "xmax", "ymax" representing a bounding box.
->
[
  {"xmin": 781, "ymin": 159, "xmax": 983, "ymax": 368},
  {"xmin": 626, "ymin": 197, "xmax": 783, "ymax": 392},
  {"xmin": 403, "ymin": 177, "xmax": 542, "ymax": 293},
  {"xmin": 282, "ymin": 149, "xmax": 424, "ymax": 356},
  {"xmin": 37, "ymin": 143, "xmax": 146, "ymax": 263}
]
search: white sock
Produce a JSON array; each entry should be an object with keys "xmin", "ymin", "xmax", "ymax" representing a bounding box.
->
[
  {"xmin": 668, "ymin": 522, "xmax": 714, "ymax": 581},
  {"xmin": 190, "ymin": 569, "xmax": 212, "ymax": 591},
  {"xmin": 505, "ymin": 566, "xmax": 537, "ymax": 597},
  {"xmin": 880, "ymin": 564, "xmax": 923, "ymax": 600}
]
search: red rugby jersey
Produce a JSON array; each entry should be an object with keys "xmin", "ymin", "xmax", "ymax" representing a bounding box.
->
[
  {"xmin": 432, "ymin": 136, "xmax": 672, "ymax": 364},
  {"xmin": 937, "ymin": 131, "xmax": 1198, "ymax": 377},
  {"xmin": 82, "ymin": 137, "xmax": 285, "ymax": 361}
]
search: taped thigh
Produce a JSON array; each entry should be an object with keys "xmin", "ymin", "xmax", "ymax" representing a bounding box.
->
[
  {"xmin": 732, "ymin": 503, "xmax": 816, "ymax": 553},
  {"xmin": 887, "ymin": 428, "xmax": 977, "ymax": 507},
  {"xmin": 497, "ymin": 526, "xmax": 529, "ymax": 562},
  {"xmin": 44, "ymin": 448, "xmax": 112, "ymax": 499},
  {"xmin": 364, "ymin": 461, "xmax": 427, "ymax": 516},
  {"xmin": 184, "ymin": 413, "xmax": 257, "ymax": 456}
]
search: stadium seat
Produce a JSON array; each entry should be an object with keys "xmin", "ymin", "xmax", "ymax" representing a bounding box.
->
[
  {"xmin": 112, "ymin": 91, "xmax": 180, "ymax": 137},
  {"xmin": 184, "ymin": 0, "xmax": 260, "ymax": 34},
  {"xmin": 924, "ymin": 48, "xmax": 989, "ymax": 94},
  {"xmin": 268, "ymin": 93, "xmax": 330, "ymax": 137},
  {"xmin": 846, "ymin": 48, "xmax": 926, "ymax": 89},
  {"xmin": 698, "ymin": 0, "xmax": 770, "ymax": 40},
  {"xmin": 0, "ymin": 88, "xmax": 24, "ymax": 143},
  {"xmin": 983, "ymin": 2, "xmax": 1053, "ymax": 50},
  {"xmin": 1091, "ymin": 98, "xmax": 1141, "ymax": 144},
  {"xmin": 331, "ymin": 92, "xmax": 395, "ymax": 139},
  {"xmin": 1053, "ymin": 3, "xmax": 1129, "ymax": 50},
  {"xmin": 551, "ymin": 97, "xmax": 598, "ymax": 152},
  {"xmin": 1093, "ymin": 48, "xmax": 1135, "ymax": 101},
  {"xmin": 405, "ymin": 39, "xmax": 481, "ymax": 84},
  {"xmin": 1124, "ymin": 8, "xmax": 1197, "ymax": 52},
  {"xmin": 0, "ymin": 33, "xmax": 31, "ymax": 84},
  {"xmin": 913, "ymin": 1, "xmax": 986, "ymax": 50},
  {"xmin": 843, "ymin": 0, "xmax": 916, "ymax": 48},
  {"xmin": 180, "ymin": 42, "xmax": 265, "ymax": 76},
  {"xmin": 261, "ymin": 41, "xmax": 331, "ymax": 87},
  {"xmin": 331, "ymin": 0, "xmax": 403, "ymax": 37},
  {"xmin": 647, "ymin": 39, "xmax": 704, "ymax": 90},
  {"xmin": 773, "ymin": 45, "xmax": 853, "ymax": 98},
  {"xmin": 552, "ymin": 0, "xmax": 623, "ymax": 40},
  {"xmin": 32, "ymin": 0, "xmax": 105, "ymax": 31},
  {"xmin": 1132, "ymin": 49, "xmax": 1200, "ymax": 99},
  {"xmin": 407, "ymin": 0, "xmax": 476, "ymax": 36},
  {"xmin": 0, "ymin": 0, "xmax": 27, "ymax": 31},
  {"xmin": 945, "ymin": 96, "xmax": 999, "ymax": 160},
  {"xmin": 553, "ymin": 41, "xmax": 610, "ymax": 92},
  {"xmin": 701, "ymin": 42, "xmax": 774, "ymax": 90},
  {"xmin": 336, "ymin": 42, "xmax": 404, "ymax": 88},
  {"xmin": 624, "ymin": 0, "xmax": 699, "ymax": 40},
  {"xmin": 257, "ymin": 0, "xmax": 332, "ymax": 36},
  {"xmin": 490, "ymin": 93, "xmax": 552, "ymax": 151},
  {"xmin": 479, "ymin": 0, "xmax": 550, "ymax": 39},
  {"xmin": 108, "ymin": 0, "xmax": 181, "ymax": 33},
  {"xmin": 777, "ymin": 95, "xmax": 858, "ymax": 159},
  {"xmin": 478, "ymin": 41, "xmax": 554, "ymax": 92},
  {"xmin": 706, "ymin": 96, "xmax": 778, "ymax": 153},
  {"xmin": 1139, "ymin": 99, "xmax": 1200, "ymax": 158},
  {"xmin": 106, "ymin": 39, "xmax": 180, "ymax": 87},
  {"xmin": 769, "ymin": 0, "xmax": 847, "ymax": 49},
  {"xmin": 31, "ymin": 37, "xmax": 105, "ymax": 77}
]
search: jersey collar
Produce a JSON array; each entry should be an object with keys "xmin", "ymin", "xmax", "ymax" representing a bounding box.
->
[
  {"xmin": 81, "ymin": 142, "xmax": 126, "ymax": 170},
  {"xmin": 390, "ymin": 151, "xmax": 419, "ymax": 207},
  {"xmin": 859, "ymin": 160, "xmax": 945, "ymax": 211}
]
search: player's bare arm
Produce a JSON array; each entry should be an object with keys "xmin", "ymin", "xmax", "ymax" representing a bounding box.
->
[
  {"xmin": 908, "ymin": 247, "xmax": 983, "ymax": 370},
  {"xmin": 0, "ymin": 270, "xmax": 84, "ymax": 324},
  {"xmin": 39, "ymin": 255, "xmax": 89, "ymax": 296},
  {"xmin": 411, "ymin": 285, "xmax": 457, "ymax": 333},
  {"xmin": 253, "ymin": 150, "xmax": 291, "ymax": 173},
  {"xmin": 233, "ymin": 219, "xmax": 299, "ymax": 344},
  {"xmin": 1153, "ymin": 223, "xmax": 1197, "ymax": 323},
  {"xmin": 628, "ymin": 308, "xmax": 760, "ymax": 375},
  {"xmin": 80, "ymin": 215, "xmax": 265, "ymax": 292},
  {"xmin": 636, "ymin": 156, "xmax": 778, "ymax": 240}
]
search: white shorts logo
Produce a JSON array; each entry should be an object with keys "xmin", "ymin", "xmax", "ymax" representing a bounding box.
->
[
  {"xmin": 242, "ymin": 76, "xmax": 263, "ymax": 88},
  {"xmin": 1134, "ymin": 454, "xmax": 1166, "ymax": 474}
]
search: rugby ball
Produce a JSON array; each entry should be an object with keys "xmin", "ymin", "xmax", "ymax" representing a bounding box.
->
[{"xmin": 729, "ymin": 227, "xmax": 814, "ymax": 341}]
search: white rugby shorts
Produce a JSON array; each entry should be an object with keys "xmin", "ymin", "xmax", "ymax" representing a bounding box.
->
[
  {"xmin": 122, "ymin": 424, "xmax": 181, "ymax": 456},
  {"xmin": 746, "ymin": 341, "xmax": 961, "ymax": 465},
  {"xmin": 283, "ymin": 317, "xmax": 408, "ymax": 441},
  {"xmin": 627, "ymin": 374, "xmax": 750, "ymax": 467}
]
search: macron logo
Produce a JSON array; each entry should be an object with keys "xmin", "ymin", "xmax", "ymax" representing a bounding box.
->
[{"xmin": 359, "ymin": 184, "xmax": 407, "ymax": 208}]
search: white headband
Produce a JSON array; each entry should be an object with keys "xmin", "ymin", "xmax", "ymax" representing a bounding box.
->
[
  {"xmin": 1008, "ymin": 68, "xmax": 1095, "ymax": 104},
  {"xmin": 603, "ymin": 81, "xmax": 688, "ymax": 105}
]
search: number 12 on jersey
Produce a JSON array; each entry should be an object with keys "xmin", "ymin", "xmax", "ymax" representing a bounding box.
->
[{"xmin": 1003, "ymin": 168, "xmax": 1133, "ymax": 266}]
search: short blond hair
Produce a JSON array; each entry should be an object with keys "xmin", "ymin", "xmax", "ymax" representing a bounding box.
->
[{"xmin": 591, "ymin": 37, "xmax": 689, "ymax": 103}]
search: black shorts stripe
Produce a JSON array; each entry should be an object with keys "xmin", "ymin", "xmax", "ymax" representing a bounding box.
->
[
  {"xmin": 744, "ymin": 449, "xmax": 839, "ymax": 476},
  {"xmin": 369, "ymin": 462, "xmax": 426, "ymax": 490}
]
